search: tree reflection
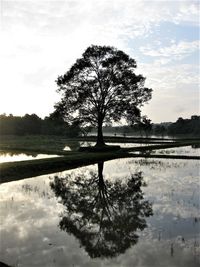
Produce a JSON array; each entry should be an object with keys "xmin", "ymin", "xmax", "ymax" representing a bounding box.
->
[{"xmin": 50, "ymin": 162, "xmax": 153, "ymax": 258}]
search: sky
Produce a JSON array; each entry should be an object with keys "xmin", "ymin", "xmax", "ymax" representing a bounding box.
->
[{"xmin": 0, "ymin": 0, "xmax": 199, "ymax": 123}]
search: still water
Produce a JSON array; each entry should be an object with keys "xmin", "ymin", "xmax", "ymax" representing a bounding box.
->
[
  {"xmin": 0, "ymin": 152, "xmax": 60, "ymax": 163},
  {"xmin": 0, "ymin": 149, "xmax": 199, "ymax": 266},
  {"xmin": 152, "ymin": 146, "xmax": 200, "ymax": 157},
  {"xmin": 63, "ymin": 142, "xmax": 159, "ymax": 151}
]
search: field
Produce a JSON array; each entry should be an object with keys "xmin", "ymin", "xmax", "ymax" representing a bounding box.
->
[{"xmin": 0, "ymin": 135, "xmax": 199, "ymax": 183}]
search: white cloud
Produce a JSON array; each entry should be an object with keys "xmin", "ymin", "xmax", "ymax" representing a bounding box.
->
[
  {"xmin": 137, "ymin": 62, "xmax": 199, "ymax": 122},
  {"xmin": 2, "ymin": 0, "xmax": 199, "ymax": 36},
  {"xmin": 140, "ymin": 40, "xmax": 200, "ymax": 61},
  {"xmin": 173, "ymin": 1, "xmax": 199, "ymax": 25}
]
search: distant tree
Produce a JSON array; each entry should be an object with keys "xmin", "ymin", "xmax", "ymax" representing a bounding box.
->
[
  {"xmin": 154, "ymin": 124, "xmax": 166, "ymax": 137},
  {"xmin": 55, "ymin": 45, "xmax": 152, "ymax": 147},
  {"xmin": 168, "ymin": 115, "xmax": 200, "ymax": 136},
  {"xmin": 22, "ymin": 114, "xmax": 42, "ymax": 135},
  {"xmin": 43, "ymin": 112, "xmax": 68, "ymax": 135},
  {"xmin": 138, "ymin": 117, "xmax": 152, "ymax": 137},
  {"xmin": 177, "ymin": 117, "xmax": 184, "ymax": 124},
  {"xmin": 191, "ymin": 115, "xmax": 199, "ymax": 121},
  {"xmin": 0, "ymin": 113, "xmax": 81, "ymax": 137}
]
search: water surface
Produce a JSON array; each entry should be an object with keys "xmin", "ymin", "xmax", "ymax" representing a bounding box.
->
[
  {"xmin": 152, "ymin": 146, "xmax": 200, "ymax": 156},
  {"xmin": 63, "ymin": 142, "xmax": 158, "ymax": 151},
  {"xmin": 0, "ymin": 149, "xmax": 199, "ymax": 266},
  {"xmin": 0, "ymin": 152, "xmax": 60, "ymax": 163}
]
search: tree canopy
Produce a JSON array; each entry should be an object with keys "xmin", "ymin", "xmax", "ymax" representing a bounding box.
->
[{"xmin": 55, "ymin": 45, "xmax": 152, "ymax": 145}]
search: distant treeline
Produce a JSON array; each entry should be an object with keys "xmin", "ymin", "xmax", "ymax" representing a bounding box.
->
[
  {"xmin": 167, "ymin": 116, "xmax": 200, "ymax": 136},
  {"xmin": 0, "ymin": 113, "xmax": 80, "ymax": 137},
  {"xmin": 102, "ymin": 115, "xmax": 200, "ymax": 137},
  {"xmin": 0, "ymin": 114, "xmax": 199, "ymax": 137}
]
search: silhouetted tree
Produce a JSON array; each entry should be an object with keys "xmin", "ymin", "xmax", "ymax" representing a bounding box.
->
[
  {"xmin": 55, "ymin": 45, "xmax": 152, "ymax": 146},
  {"xmin": 50, "ymin": 162, "xmax": 153, "ymax": 258}
]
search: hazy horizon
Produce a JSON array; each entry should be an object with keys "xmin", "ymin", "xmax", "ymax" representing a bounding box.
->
[{"xmin": 0, "ymin": 0, "xmax": 199, "ymax": 123}]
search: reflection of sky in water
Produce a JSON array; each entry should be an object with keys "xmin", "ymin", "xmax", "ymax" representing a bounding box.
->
[
  {"xmin": 152, "ymin": 146, "xmax": 200, "ymax": 156},
  {"xmin": 79, "ymin": 142, "xmax": 169, "ymax": 147},
  {"xmin": 0, "ymin": 149, "xmax": 199, "ymax": 266},
  {"xmin": 64, "ymin": 142, "xmax": 158, "ymax": 151},
  {"xmin": 0, "ymin": 152, "xmax": 60, "ymax": 163},
  {"xmin": 63, "ymin": 146, "xmax": 71, "ymax": 151},
  {"xmin": 88, "ymin": 133, "xmax": 175, "ymax": 139},
  {"xmin": 64, "ymin": 142, "xmax": 196, "ymax": 152}
]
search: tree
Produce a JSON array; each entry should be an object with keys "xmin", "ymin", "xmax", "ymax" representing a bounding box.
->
[
  {"xmin": 50, "ymin": 162, "xmax": 153, "ymax": 258},
  {"xmin": 55, "ymin": 45, "xmax": 152, "ymax": 147},
  {"xmin": 138, "ymin": 116, "xmax": 152, "ymax": 137},
  {"xmin": 154, "ymin": 124, "xmax": 166, "ymax": 137}
]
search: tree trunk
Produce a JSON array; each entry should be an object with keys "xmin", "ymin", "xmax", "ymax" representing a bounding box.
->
[
  {"xmin": 96, "ymin": 118, "xmax": 105, "ymax": 147},
  {"xmin": 98, "ymin": 162, "xmax": 104, "ymax": 183},
  {"xmin": 98, "ymin": 162, "xmax": 106, "ymax": 197}
]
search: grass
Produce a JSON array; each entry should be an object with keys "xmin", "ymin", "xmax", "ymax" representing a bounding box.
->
[
  {"xmin": 0, "ymin": 135, "xmax": 199, "ymax": 184},
  {"xmin": 0, "ymin": 135, "xmax": 79, "ymax": 154},
  {"xmin": 0, "ymin": 151, "xmax": 130, "ymax": 183},
  {"xmin": 1, "ymin": 134, "xmax": 200, "ymax": 153}
]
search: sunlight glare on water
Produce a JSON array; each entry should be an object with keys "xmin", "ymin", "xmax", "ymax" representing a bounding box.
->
[{"xmin": 0, "ymin": 152, "xmax": 60, "ymax": 163}]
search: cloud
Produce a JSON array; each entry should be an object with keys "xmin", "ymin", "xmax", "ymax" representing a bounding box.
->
[
  {"xmin": 140, "ymin": 40, "xmax": 200, "ymax": 62},
  {"xmin": 137, "ymin": 62, "xmax": 199, "ymax": 122},
  {"xmin": 173, "ymin": 0, "xmax": 199, "ymax": 25},
  {"xmin": 0, "ymin": 0, "xmax": 199, "ymax": 120},
  {"xmin": 2, "ymin": 0, "xmax": 199, "ymax": 37}
]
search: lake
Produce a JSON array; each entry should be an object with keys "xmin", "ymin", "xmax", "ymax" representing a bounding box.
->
[{"xmin": 0, "ymin": 147, "xmax": 199, "ymax": 266}]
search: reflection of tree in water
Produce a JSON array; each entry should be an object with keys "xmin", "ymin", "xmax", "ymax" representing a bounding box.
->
[{"xmin": 50, "ymin": 162, "xmax": 153, "ymax": 258}]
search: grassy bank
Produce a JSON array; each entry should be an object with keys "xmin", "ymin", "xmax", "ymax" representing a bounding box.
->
[
  {"xmin": 0, "ymin": 135, "xmax": 79, "ymax": 153},
  {"xmin": 1, "ymin": 134, "xmax": 200, "ymax": 151},
  {"xmin": 0, "ymin": 151, "xmax": 130, "ymax": 183}
]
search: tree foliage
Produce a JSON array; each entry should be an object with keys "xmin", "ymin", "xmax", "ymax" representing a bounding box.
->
[{"xmin": 55, "ymin": 45, "xmax": 152, "ymax": 145}]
